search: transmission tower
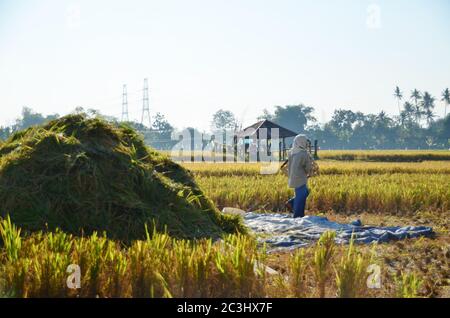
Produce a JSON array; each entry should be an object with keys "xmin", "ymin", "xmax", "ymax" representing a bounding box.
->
[
  {"xmin": 141, "ymin": 78, "xmax": 151, "ymax": 127},
  {"xmin": 121, "ymin": 84, "xmax": 129, "ymax": 122}
]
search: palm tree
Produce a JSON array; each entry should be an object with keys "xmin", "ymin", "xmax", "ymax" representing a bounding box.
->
[
  {"xmin": 421, "ymin": 91, "xmax": 436, "ymax": 126},
  {"xmin": 374, "ymin": 111, "xmax": 393, "ymax": 148},
  {"xmin": 402, "ymin": 101, "xmax": 415, "ymax": 124},
  {"xmin": 410, "ymin": 89, "xmax": 422, "ymax": 124},
  {"xmin": 394, "ymin": 86, "xmax": 403, "ymax": 116},
  {"xmin": 376, "ymin": 110, "xmax": 393, "ymax": 127},
  {"xmin": 442, "ymin": 88, "xmax": 450, "ymax": 117}
]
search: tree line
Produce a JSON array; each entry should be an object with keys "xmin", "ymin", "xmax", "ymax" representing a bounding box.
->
[
  {"xmin": 0, "ymin": 107, "xmax": 176, "ymax": 150},
  {"xmin": 1, "ymin": 87, "xmax": 449, "ymax": 149},
  {"xmin": 211, "ymin": 87, "xmax": 450, "ymax": 149}
]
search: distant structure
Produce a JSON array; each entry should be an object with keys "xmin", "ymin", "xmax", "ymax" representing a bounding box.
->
[
  {"xmin": 141, "ymin": 78, "xmax": 151, "ymax": 127},
  {"xmin": 236, "ymin": 119, "xmax": 298, "ymax": 162},
  {"xmin": 235, "ymin": 119, "xmax": 319, "ymax": 161},
  {"xmin": 121, "ymin": 84, "xmax": 129, "ymax": 122}
]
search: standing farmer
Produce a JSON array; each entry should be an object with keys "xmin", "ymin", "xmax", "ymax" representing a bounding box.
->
[{"xmin": 285, "ymin": 134, "xmax": 313, "ymax": 218}]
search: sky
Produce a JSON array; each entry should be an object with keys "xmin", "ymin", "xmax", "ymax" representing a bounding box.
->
[{"xmin": 0, "ymin": 0, "xmax": 449, "ymax": 131}]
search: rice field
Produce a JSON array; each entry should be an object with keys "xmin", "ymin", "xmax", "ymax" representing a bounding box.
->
[
  {"xmin": 1, "ymin": 152, "xmax": 449, "ymax": 298},
  {"xmin": 167, "ymin": 149, "xmax": 450, "ymax": 163},
  {"xmin": 185, "ymin": 161, "xmax": 450, "ymax": 176},
  {"xmin": 318, "ymin": 150, "xmax": 450, "ymax": 162},
  {"xmin": 184, "ymin": 161, "xmax": 450, "ymax": 214},
  {"xmin": 2, "ymin": 217, "xmax": 442, "ymax": 298}
]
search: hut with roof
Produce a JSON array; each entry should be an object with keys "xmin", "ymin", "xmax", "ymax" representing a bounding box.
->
[{"xmin": 234, "ymin": 119, "xmax": 299, "ymax": 162}]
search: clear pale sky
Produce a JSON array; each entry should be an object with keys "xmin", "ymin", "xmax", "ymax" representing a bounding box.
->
[{"xmin": 1, "ymin": 0, "xmax": 449, "ymax": 131}]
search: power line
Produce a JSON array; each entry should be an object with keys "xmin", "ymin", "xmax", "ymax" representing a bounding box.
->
[
  {"xmin": 141, "ymin": 78, "xmax": 151, "ymax": 127},
  {"xmin": 121, "ymin": 84, "xmax": 129, "ymax": 122}
]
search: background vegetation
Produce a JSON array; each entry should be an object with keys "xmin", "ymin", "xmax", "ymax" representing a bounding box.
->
[{"xmin": 2, "ymin": 87, "xmax": 449, "ymax": 150}]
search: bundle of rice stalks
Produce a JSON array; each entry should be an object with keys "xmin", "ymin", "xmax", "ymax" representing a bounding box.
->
[{"xmin": 0, "ymin": 114, "xmax": 244, "ymax": 241}]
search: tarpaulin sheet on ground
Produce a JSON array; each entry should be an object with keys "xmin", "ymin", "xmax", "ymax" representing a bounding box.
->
[{"xmin": 243, "ymin": 212, "xmax": 434, "ymax": 251}]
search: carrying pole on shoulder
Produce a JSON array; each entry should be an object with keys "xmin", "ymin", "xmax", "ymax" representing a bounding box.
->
[{"xmin": 280, "ymin": 159, "xmax": 289, "ymax": 169}]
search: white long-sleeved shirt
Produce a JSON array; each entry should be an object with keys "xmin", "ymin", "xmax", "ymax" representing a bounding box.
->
[{"xmin": 287, "ymin": 150, "xmax": 312, "ymax": 188}]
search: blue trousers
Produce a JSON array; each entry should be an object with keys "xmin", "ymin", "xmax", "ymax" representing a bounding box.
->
[{"xmin": 288, "ymin": 185, "xmax": 309, "ymax": 218}]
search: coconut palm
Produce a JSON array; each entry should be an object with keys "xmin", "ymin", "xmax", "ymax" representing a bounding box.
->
[
  {"xmin": 401, "ymin": 102, "xmax": 415, "ymax": 125},
  {"xmin": 421, "ymin": 91, "xmax": 436, "ymax": 126},
  {"xmin": 410, "ymin": 89, "xmax": 422, "ymax": 124},
  {"xmin": 442, "ymin": 88, "xmax": 450, "ymax": 117},
  {"xmin": 394, "ymin": 86, "xmax": 403, "ymax": 116}
]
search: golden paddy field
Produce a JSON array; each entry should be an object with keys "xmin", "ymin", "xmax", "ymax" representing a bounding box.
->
[{"xmin": 1, "ymin": 151, "xmax": 449, "ymax": 298}]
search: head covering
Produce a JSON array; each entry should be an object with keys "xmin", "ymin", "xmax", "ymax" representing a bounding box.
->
[{"xmin": 290, "ymin": 134, "xmax": 308, "ymax": 154}]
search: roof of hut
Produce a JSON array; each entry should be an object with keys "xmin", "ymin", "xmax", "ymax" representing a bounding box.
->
[{"xmin": 236, "ymin": 120, "xmax": 298, "ymax": 139}]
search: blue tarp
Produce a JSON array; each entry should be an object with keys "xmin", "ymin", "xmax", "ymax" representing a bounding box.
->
[{"xmin": 243, "ymin": 213, "xmax": 434, "ymax": 251}]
